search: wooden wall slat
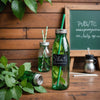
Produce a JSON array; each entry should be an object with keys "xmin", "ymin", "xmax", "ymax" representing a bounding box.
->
[
  {"xmin": 0, "ymin": 14, "xmax": 61, "ymax": 28},
  {"xmin": 3, "ymin": 3, "xmax": 97, "ymax": 13},
  {"xmin": 34, "ymin": 3, "xmax": 97, "ymax": 13},
  {"xmin": 52, "ymin": 0, "xmax": 100, "ymax": 2},
  {"xmin": 0, "ymin": 50, "xmax": 38, "ymax": 59},
  {"xmin": 0, "ymin": 29, "xmax": 26, "ymax": 39},
  {"xmin": 8, "ymin": 59, "xmax": 38, "ymax": 67},
  {"xmin": 27, "ymin": 29, "xmax": 55, "ymax": 39},
  {"xmin": 0, "ymin": 40, "xmax": 54, "ymax": 49}
]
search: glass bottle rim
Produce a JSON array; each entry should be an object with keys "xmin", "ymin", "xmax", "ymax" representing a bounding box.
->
[
  {"xmin": 40, "ymin": 42, "xmax": 49, "ymax": 46},
  {"xmin": 55, "ymin": 29, "xmax": 67, "ymax": 34}
]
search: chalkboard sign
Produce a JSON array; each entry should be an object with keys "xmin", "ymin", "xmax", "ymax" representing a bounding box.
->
[
  {"xmin": 70, "ymin": 10, "xmax": 100, "ymax": 50},
  {"xmin": 65, "ymin": 5, "xmax": 100, "ymax": 57}
]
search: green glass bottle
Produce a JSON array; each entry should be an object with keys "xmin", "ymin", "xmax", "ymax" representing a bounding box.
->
[
  {"xmin": 38, "ymin": 42, "xmax": 50, "ymax": 72},
  {"xmin": 52, "ymin": 29, "xmax": 70, "ymax": 90},
  {"xmin": 19, "ymin": 71, "xmax": 43, "ymax": 86}
]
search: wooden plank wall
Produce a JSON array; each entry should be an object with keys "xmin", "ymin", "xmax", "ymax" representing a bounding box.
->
[{"xmin": 0, "ymin": 0, "xmax": 100, "ymax": 68}]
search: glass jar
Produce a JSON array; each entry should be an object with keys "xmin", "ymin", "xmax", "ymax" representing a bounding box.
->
[
  {"xmin": 19, "ymin": 71, "xmax": 43, "ymax": 86},
  {"xmin": 52, "ymin": 29, "xmax": 70, "ymax": 90},
  {"xmin": 38, "ymin": 42, "xmax": 50, "ymax": 72}
]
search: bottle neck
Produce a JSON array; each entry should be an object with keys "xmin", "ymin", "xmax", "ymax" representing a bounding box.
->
[
  {"xmin": 55, "ymin": 33, "xmax": 66, "ymax": 38},
  {"xmin": 40, "ymin": 45, "xmax": 48, "ymax": 48}
]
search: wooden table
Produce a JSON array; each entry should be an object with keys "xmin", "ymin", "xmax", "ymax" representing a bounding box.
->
[{"xmin": 20, "ymin": 71, "xmax": 100, "ymax": 100}]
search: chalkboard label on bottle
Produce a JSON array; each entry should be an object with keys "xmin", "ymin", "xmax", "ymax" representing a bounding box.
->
[{"xmin": 53, "ymin": 54, "xmax": 67, "ymax": 66}]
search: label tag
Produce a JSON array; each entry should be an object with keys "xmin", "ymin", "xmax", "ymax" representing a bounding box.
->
[{"xmin": 53, "ymin": 54, "xmax": 67, "ymax": 66}]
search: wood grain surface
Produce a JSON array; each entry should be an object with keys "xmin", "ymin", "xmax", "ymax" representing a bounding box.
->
[
  {"xmin": 0, "ymin": 29, "xmax": 26, "ymax": 39},
  {"xmin": 0, "ymin": 14, "xmax": 62, "ymax": 28},
  {"xmin": 0, "ymin": 40, "xmax": 53, "ymax": 49},
  {"xmin": 19, "ymin": 71, "xmax": 100, "ymax": 100}
]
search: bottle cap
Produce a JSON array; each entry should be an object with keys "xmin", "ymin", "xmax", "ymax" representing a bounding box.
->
[
  {"xmin": 33, "ymin": 73, "xmax": 43, "ymax": 85},
  {"xmin": 40, "ymin": 42, "xmax": 49, "ymax": 46},
  {"xmin": 56, "ymin": 29, "xmax": 67, "ymax": 34},
  {"xmin": 85, "ymin": 54, "xmax": 94, "ymax": 59}
]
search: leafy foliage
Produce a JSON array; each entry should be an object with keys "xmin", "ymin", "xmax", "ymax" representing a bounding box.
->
[
  {"xmin": 0, "ymin": 0, "xmax": 52, "ymax": 20},
  {"xmin": 1, "ymin": 0, "xmax": 8, "ymax": 5},
  {"xmin": 11, "ymin": 0, "xmax": 25, "ymax": 20},
  {"xmin": 34, "ymin": 86, "xmax": 47, "ymax": 93},
  {"xmin": 0, "ymin": 1, "xmax": 6, "ymax": 12},
  {"xmin": 24, "ymin": 0, "xmax": 37, "ymax": 13},
  {"xmin": 0, "ymin": 56, "xmax": 47, "ymax": 100}
]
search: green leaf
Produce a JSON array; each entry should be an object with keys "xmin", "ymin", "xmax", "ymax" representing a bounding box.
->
[
  {"xmin": 34, "ymin": 86, "xmax": 47, "ymax": 93},
  {"xmin": 0, "ymin": 1, "xmax": 6, "ymax": 12},
  {"xmin": 6, "ymin": 63, "xmax": 16, "ymax": 69},
  {"xmin": 52, "ymin": 66, "xmax": 64, "ymax": 83},
  {"xmin": 0, "ymin": 63, "xmax": 5, "ymax": 69},
  {"xmin": 53, "ymin": 41, "xmax": 63, "ymax": 54},
  {"xmin": 18, "ymin": 65, "xmax": 25, "ymax": 78},
  {"xmin": 11, "ymin": 67, "xmax": 18, "ymax": 76},
  {"xmin": 8, "ymin": 0, "xmax": 12, "ymax": 3},
  {"xmin": 21, "ymin": 79, "xmax": 27, "ymax": 87},
  {"xmin": 0, "ymin": 56, "xmax": 8, "ymax": 67},
  {"xmin": 5, "ymin": 89, "xmax": 12, "ymax": 100},
  {"xmin": 22, "ymin": 82, "xmax": 34, "ymax": 94},
  {"xmin": 52, "ymin": 77, "xmax": 57, "ymax": 83},
  {"xmin": 5, "ymin": 75, "xmax": 16, "ymax": 87},
  {"xmin": 2, "ymin": 71, "xmax": 15, "ymax": 77},
  {"xmin": 10, "ymin": 86, "xmax": 22, "ymax": 100},
  {"xmin": 0, "ymin": 82, "xmax": 5, "ymax": 88},
  {"xmin": 14, "ymin": 65, "xmax": 19, "ymax": 70},
  {"xmin": 46, "ymin": 0, "xmax": 52, "ymax": 5},
  {"xmin": 0, "ymin": 89, "xmax": 6, "ymax": 100},
  {"xmin": 11, "ymin": 0, "xmax": 25, "ymax": 20},
  {"xmin": 24, "ymin": 0, "xmax": 37, "ymax": 13},
  {"xmin": 53, "ymin": 66, "xmax": 63, "ymax": 78},
  {"xmin": 0, "ymin": 74, "xmax": 5, "ymax": 81},
  {"xmin": 60, "ymin": 77, "xmax": 65, "ymax": 84},
  {"xmin": 39, "ymin": 0, "xmax": 43, "ymax": 5},
  {"xmin": 1, "ymin": 0, "xmax": 8, "ymax": 5},
  {"xmin": 23, "ymin": 62, "xmax": 32, "ymax": 71}
]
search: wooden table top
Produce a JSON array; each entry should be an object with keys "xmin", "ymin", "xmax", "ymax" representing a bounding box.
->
[{"xmin": 20, "ymin": 70, "xmax": 100, "ymax": 100}]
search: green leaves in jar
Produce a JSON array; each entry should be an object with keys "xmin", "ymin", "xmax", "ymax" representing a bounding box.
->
[{"xmin": 52, "ymin": 66, "xmax": 65, "ymax": 84}]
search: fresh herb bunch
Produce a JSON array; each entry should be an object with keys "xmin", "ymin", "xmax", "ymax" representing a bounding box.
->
[
  {"xmin": 0, "ymin": 0, "xmax": 52, "ymax": 20},
  {"xmin": 0, "ymin": 56, "xmax": 47, "ymax": 100}
]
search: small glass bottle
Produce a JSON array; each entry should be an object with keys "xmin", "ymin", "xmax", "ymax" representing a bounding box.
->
[
  {"xmin": 38, "ymin": 42, "xmax": 50, "ymax": 72},
  {"xmin": 52, "ymin": 29, "xmax": 70, "ymax": 90},
  {"xmin": 85, "ymin": 55, "xmax": 96, "ymax": 73},
  {"xmin": 19, "ymin": 71, "xmax": 43, "ymax": 86}
]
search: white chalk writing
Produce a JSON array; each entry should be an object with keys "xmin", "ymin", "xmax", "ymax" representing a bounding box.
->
[
  {"xmin": 77, "ymin": 21, "xmax": 97, "ymax": 27},
  {"xmin": 75, "ymin": 21, "xmax": 100, "ymax": 39}
]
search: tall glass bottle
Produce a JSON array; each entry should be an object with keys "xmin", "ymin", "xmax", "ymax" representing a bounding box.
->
[
  {"xmin": 52, "ymin": 29, "xmax": 70, "ymax": 90},
  {"xmin": 38, "ymin": 42, "xmax": 50, "ymax": 72}
]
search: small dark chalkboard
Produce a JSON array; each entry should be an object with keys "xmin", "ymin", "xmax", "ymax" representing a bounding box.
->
[{"xmin": 65, "ymin": 5, "xmax": 100, "ymax": 71}]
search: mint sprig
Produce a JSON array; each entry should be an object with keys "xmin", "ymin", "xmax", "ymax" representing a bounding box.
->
[{"xmin": 0, "ymin": 56, "xmax": 47, "ymax": 100}]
